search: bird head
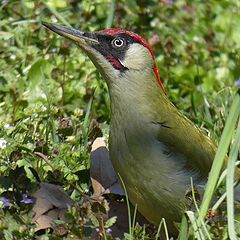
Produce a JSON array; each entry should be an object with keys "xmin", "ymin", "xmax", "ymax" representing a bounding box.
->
[{"xmin": 42, "ymin": 22, "xmax": 164, "ymax": 93}]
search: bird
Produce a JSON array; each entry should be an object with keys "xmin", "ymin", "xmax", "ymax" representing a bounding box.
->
[{"xmin": 41, "ymin": 22, "xmax": 234, "ymax": 235}]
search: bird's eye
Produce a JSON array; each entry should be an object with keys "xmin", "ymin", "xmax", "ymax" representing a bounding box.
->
[{"xmin": 112, "ymin": 38, "xmax": 125, "ymax": 48}]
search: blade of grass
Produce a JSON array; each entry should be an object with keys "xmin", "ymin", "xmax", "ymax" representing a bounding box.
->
[
  {"xmin": 177, "ymin": 214, "xmax": 188, "ymax": 240},
  {"xmin": 190, "ymin": 178, "xmax": 212, "ymax": 240},
  {"xmin": 226, "ymin": 117, "xmax": 240, "ymax": 240},
  {"xmin": 118, "ymin": 174, "xmax": 133, "ymax": 240},
  {"xmin": 211, "ymin": 162, "xmax": 240, "ymax": 211},
  {"xmin": 199, "ymin": 93, "xmax": 240, "ymax": 220},
  {"xmin": 203, "ymin": 95, "xmax": 213, "ymax": 125},
  {"xmin": 82, "ymin": 93, "xmax": 94, "ymax": 158},
  {"xmin": 41, "ymin": 67, "xmax": 58, "ymax": 143},
  {"xmin": 101, "ymin": 217, "xmax": 108, "ymax": 240},
  {"xmin": 155, "ymin": 219, "xmax": 170, "ymax": 240},
  {"xmin": 162, "ymin": 219, "xmax": 170, "ymax": 240},
  {"xmin": 186, "ymin": 211, "xmax": 205, "ymax": 240},
  {"xmin": 131, "ymin": 203, "xmax": 137, "ymax": 238},
  {"xmin": 105, "ymin": 0, "xmax": 115, "ymax": 29}
]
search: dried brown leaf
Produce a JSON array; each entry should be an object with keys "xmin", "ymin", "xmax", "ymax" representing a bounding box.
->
[
  {"xmin": 90, "ymin": 137, "xmax": 124, "ymax": 196},
  {"xmin": 32, "ymin": 182, "xmax": 74, "ymax": 231}
]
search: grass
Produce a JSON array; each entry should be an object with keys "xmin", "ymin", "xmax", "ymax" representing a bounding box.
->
[{"xmin": 0, "ymin": 0, "xmax": 240, "ymax": 239}]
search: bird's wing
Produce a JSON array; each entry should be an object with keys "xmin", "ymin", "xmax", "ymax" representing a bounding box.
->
[{"xmin": 154, "ymin": 98, "xmax": 217, "ymax": 178}]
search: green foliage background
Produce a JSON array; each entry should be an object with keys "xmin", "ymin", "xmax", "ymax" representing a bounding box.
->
[{"xmin": 0, "ymin": 0, "xmax": 240, "ymax": 239}]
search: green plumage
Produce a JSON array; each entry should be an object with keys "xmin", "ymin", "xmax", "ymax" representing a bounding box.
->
[{"xmin": 108, "ymin": 67, "xmax": 216, "ymax": 234}]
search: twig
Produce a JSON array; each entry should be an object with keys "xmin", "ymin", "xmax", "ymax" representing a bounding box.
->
[{"xmin": 34, "ymin": 151, "xmax": 90, "ymax": 199}]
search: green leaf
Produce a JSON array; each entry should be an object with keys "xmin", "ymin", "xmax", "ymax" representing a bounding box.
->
[
  {"xmin": 104, "ymin": 216, "xmax": 117, "ymax": 229},
  {"xmin": 90, "ymin": 213, "xmax": 99, "ymax": 227},
  {"xmin": 0, "ymin": 31, "xmax": 14, "ymax": 40},
  {"xmin": 28, "ymin": 58, "xmax": 53, "ymax": 90}
]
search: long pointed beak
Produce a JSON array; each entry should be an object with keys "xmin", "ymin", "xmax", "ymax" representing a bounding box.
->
[{"xmin": 41, "ymin": 22, "xmax": 99, "ymax": 45}]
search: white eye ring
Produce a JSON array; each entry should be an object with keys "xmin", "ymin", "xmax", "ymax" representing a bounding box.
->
[{"xmin": 112, "ymin": 38, "xmax": 124, "ymax": 47}]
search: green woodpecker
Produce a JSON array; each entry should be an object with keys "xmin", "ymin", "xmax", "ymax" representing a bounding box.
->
[{"xmin": 42, "ymin": 22, "xmax": 235, "ymax": 234}]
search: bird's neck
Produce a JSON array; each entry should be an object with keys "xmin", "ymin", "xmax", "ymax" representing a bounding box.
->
[{"xmin": 108, "ymin": 69, "xmax": 164, "ymax": 121}]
